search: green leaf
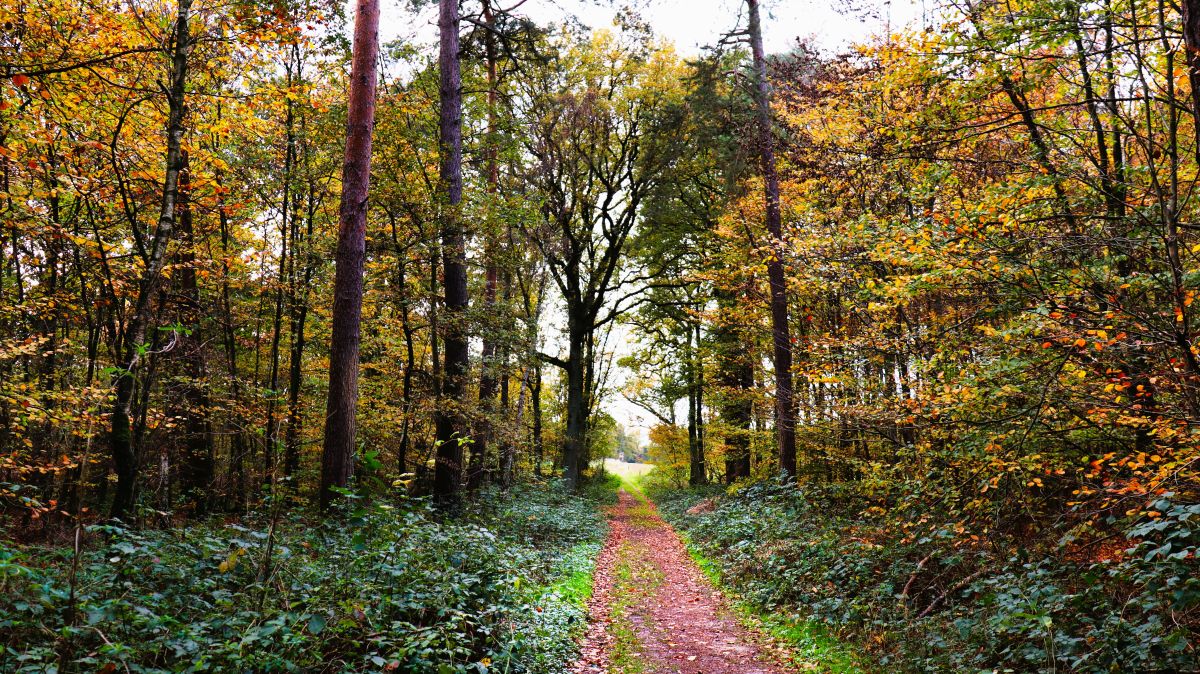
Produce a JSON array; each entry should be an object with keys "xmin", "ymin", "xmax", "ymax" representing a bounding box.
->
[{"xmin": 307, "ymin": 614, "xmax": 325, "ymax": 635}]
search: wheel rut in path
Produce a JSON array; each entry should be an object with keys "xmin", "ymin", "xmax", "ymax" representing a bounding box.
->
[{"xmin": 572, "ymin": 488, "xmax": 791, "ymax": 674}]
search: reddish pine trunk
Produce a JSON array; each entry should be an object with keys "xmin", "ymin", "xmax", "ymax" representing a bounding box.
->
[
  {"xmin": 320, "ymin": 0, "xmax": 379, "ymax": 509},
  {"xmin": 747, "ymin": 0, "xmax": 796, "ymax": 479}
]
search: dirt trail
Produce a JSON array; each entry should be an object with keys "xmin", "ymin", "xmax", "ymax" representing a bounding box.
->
[{"xmin": 572, "ymin": 488, "xmax": 788, "ymax": 674}]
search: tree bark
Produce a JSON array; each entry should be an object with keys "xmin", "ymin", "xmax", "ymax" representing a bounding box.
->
[
  {"xmin": 282, "ymin": 194, "xmax": 313, "ymax": 480},
  {"xmin": 319, "ymin": 0, "xmax": 379, "ymax": 509},
  {"xmin": 211, "ymin": 120, "xmax": 247, "ymax": 511},
  {"xmin": 1182, "ymin": 0, "xmax": 1200, "ymax": 163},
  {"xmin": 174, "ymin": 151, "xmax": 213, "ymax": 514},
  {"xmin": 690, "ymin": 319, "xmax": 706, "ymax": 485},
  {"xmin": 746, "ymin": 0, "xmax": 796, "ymax": 479},
  {"xmin": 562, "ymin": 312, "xmax": 587, "ymax": 489},
  {"xmin": 686, "ymin": 323, "xmax": 704, "ymax": 486},
  {"xmin": 389, "ymin": 215, "xmax": 416, "ymax": 476},
  {"xmin": 266, "ymin": 60, "xmax": 298, "ymax": 482},
  {"xmin": 434, "ymin": 0, "xmax": 470, "ymax": 505},
  {"xmin": 471, "ymin": 0, "xmax": 502, "ymax": 490},
  {"xmin": 108, "ymin": 0, "xmax": 191, "ymax": 521},
  {"xmin": 532, "ymin": 362, "xmax": 543, "ymax": 476}
]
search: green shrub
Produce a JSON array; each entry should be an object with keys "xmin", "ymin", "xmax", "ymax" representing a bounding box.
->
[
  {"xmin": 650, "ymin": 479, "xmax": 1200, "ymax": 673},
  {"xmin": 0, "ymin": 480, "xmax": 610, "ymax": 673}
]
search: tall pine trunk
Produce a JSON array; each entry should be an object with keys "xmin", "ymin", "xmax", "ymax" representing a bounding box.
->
[
  {"xmin": 434, "ymin": 0, "xmax": 470, "ymax": 505},
  {"xmin": 747, "ymin": 0, "xmax": 796, "ymax": 478},
  {"xmin": 319, "ymin": 0, "xmax": 379, "ymax": 509},
  {"xmin": 471, "ymin": 0, "xmax": 502, "ymax": 490}
]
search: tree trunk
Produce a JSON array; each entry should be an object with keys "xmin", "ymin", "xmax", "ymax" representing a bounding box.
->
[
  {"xmin": 281, "ymin": 54, "xmax": 312, "ymax": 482},
  {"xmin": 264, "ymin": 203, "xmax": 288, "ymax": 482},
  {"xmin": 686, "ymin": 324, "xmax": 704, "ymax": 486},
  {"xmin": 747, "ymin": 0, "xmax": 796, "ymax": 479},
  {"xmin": 284, "ymin": 140, "xmax": 316, "ymax": 480},
  {"xmin": 497, "ymin": 281, "xmax": 514, "ymax": 486},
  {"xmin": 434, "ymin": 0, "xmax": 470, "ymax": 505},
  {"xmin": 109, "ymin": 0, "xmax": 191, "ymax": 521},
  {"xmin": 319, "ymin": 0, "xmax": 379, "ymax": 509},
  {"xmin": 532, "ymin": 362, "xmax": 543, "ymax": 476},
  {"xmin": 562, "ymin": 314, "xmax": 587, "ymax": 489},
  {"xmin": 692, "ymin": 320, "xmax": 706, "ymax": 485},
  {"xmin": 471, "ymin": 0, "xmax": 502, "ymax": 491},
  {"xmin": 1182, "ymin": 0, "xmax": 1200, "ymax": 163},
  {"xmin": 212, "ymin": 126, "xmax": 247, "ymax": 512},
  {"xmin": 175, "ymin": 151, "xmax": 214, "ymax": 514},
  {"xmin": 390, "ymin": 216, "xmax": 416, "ymax": 476}
]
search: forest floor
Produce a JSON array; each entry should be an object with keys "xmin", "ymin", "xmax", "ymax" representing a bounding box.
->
[{"xmin": 571, "ymin": 485, "xmax": 796, "ymax": 674}]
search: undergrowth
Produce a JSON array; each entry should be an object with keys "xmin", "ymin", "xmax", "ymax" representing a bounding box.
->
[
  {"xmin": 0, "ymin": 478, "xmax": 615, "ymax": 673},
  {"xmin": 649, "ymin": 478, "xmax": 1200, "ymax": 673},
  {"xmin": 677, "ymin": 529, "xmax": 863, "ymax": 673}
]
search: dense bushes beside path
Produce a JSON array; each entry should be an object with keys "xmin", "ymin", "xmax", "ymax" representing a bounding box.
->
[
  {"xmin": 0, "ymin": 478, "xmax": 616, "ymax": 673},
  {"xmin": 651, "ymin": 479, "xmax": 1199, "ymax": 673}
]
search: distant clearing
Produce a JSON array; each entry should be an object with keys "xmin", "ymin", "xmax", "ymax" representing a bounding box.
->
[{"xmin": 602, "ymin": 459, "xmax": 655, "ymax": 480}]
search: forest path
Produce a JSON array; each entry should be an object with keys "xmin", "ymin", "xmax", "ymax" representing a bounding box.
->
[{"xmin": 571, "ymin": 487, "xmax": 793, "ymax": 674}]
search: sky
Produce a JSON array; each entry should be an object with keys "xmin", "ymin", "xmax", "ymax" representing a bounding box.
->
[
  {"xmin": 380, "ymin": 0, "xmax": 928, "ymax": 447},
  {"xmin": 384, "ymin": 0, "xmax": 932, "ymax": 57},
  {"xmin": 542, "ymin": 0, "xmax": 931, "ymax": 54}
]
